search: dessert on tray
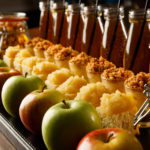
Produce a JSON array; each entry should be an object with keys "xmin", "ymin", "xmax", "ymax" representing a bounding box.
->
[
  {"xmin": 45, "ymin": 68, "xmax": 72, "ymax": 89},
  {"xmin": 54, "ymin": 46, "xmax": 78, "ymax": 69},
  {"xmin": 86, "ymin": 57, "xmax": 115, "ymax": 83},
  {"xmin": 125, "ymin": 72, "xmax": 150, "ymax": 109},
  {"xmin": 44, "ymin": 44, "xmax": 63, "ymax": 62},
  {"xmin": 21, "ymin": 56, "xmax": 44, "ymax": 75},
  {"xmin": 3, "ymin": 45, "xmax": 21, "ymax": 68},
  {"xmin": 75, "ymin": 82, "xmax": 109, "ymax": 107},
  {"xmin": 33, "ymin": 40, "xmax": 53, "ymax": 58},
  {"xmin": 14, "ymin": 49, "xmax": 33, "ymax": 72},
  {"xmin": 25, "ymin": 37, "xmax": 44, "ymax": 55},
  {"xmin": 32, "ymin": 61, "xmax": 57, "ymax": 81},
  {"xmin": 96, "ymin": 90, "xmax": 137, "ymax": 132},
  {"xmin": 101, "ymin": 67, "xmax": 134, "ymax": 93},
  {"xmin": 69, "ymin": 52, "xmax": 91, "ymax": 79},
  {"xmin": 57, "ymin": 75, "xmax": 87, "ymax": 99}
]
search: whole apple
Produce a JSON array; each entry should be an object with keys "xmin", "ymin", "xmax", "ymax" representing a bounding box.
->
[
  {"xmin": 77, "ymin": 128, "xmax": 143, "ymax": 150},
  {"xmin": 42, "ymin": 100, "xmax": 101, "ymax": 150},
  {"xmin": 1, "ymin": 75, "xmax": 45, "ymax": 117},
  {"xmin": 19, "ymin": 88, "xmax": 65, "ymax": 134},
  {"xmin": 0, "ymin": 69, "xmax": 21, "ymax": 103}
]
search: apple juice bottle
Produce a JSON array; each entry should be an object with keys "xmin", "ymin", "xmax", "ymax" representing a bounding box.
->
[
  {"xmin": 39, "ymin": 0, "xmax": 49, "ymax": 39},
  {"xmin": 100, "ymin": 8, "xmax": 127, "ymax": 67},
  {"xmin": 124, "ymin": 9, "xmax": 150, "ymax": 73},
  {"xmin": 60, "ymin": 3, "xmax": 80, "ymax": 48},
  {"xmin": 47, "ymin": 1, "xmax": 66, "ymax": 44},
  {"xmin": 89, "ymin": 6, "xmax": 104, "ymax": 58},
  {"xmin": 74, "ymin": 5, "xmax": 97, "ymax": 53}
]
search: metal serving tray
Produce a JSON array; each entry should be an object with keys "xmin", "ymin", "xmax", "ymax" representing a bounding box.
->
[
  {"xmin": 0, "ymin": 104, "xmax": 150, "ymax": 150},
  {"xmin": 0, "ymin": 105, "xmax": 47, "ymax": 150}
]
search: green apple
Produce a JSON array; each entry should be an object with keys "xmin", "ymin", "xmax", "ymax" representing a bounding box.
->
[
  {"xmin": 0, "ymin": 59, "xmax": 7, "ymax": 67},
  {"xmin": 77, "ymin": 128, "xmax": 143, "ymax": 150},
  {"xmin": 1, "ymin": 75, "xmax": 45, "ymax": 118},
  {"xmin": 19, "ymin": 88, "xmax": 65, "ymax": 134},
  {"xmin": 0, "ymin": 69, "xmax": 21, "ymax": 104},
  {"xmin": 42, "ymin": 100, "xmax": 101, "ymax": 150}
]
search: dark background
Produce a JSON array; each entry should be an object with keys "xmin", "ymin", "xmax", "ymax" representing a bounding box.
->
[{"xmin": 0, "ymin": 0, "xmax": 148, "ymax": 28}]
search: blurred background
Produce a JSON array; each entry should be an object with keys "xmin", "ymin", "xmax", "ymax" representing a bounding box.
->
[{"xmin": 0, "ymin": 0, "xmax": 148, "ymax": 28}]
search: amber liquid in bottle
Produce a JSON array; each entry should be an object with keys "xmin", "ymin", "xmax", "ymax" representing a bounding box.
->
[
  {"xmin": 89, "ymin": 12, "xmax": 104, "ymax": 58},
  {"xmin": 101, "ymin": 19, "xmax": 127, "ymax": 67},
  {"xmin": 124, "ymin": 19, "xmax": 150, "ymax": 73},
  {"xmin": 75, "ymin": 7, "xmax": 96, "ymax": 53},
  {"xmin": 47, "ymin": 6, "xmax": 65, "ymax": 44},
  {"xmin": 60, "ymin": 6, "xmax": 80, "ymax": 47},
  {"xmin": 39, "ymin": 1, "xmax": 49, "ymax": 39}
]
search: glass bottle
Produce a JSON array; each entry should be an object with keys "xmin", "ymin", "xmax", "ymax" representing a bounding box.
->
[
  {"xmin": 100, "ymin": 8, "xmax": 127, "ymax": 67},
  {"xmin": 89, "ymin": 6, "xmax": 104, "ymax": 58},
  {"xmin": 60, "ymin": 3, "xmax": 80, "ymax": 47},
  {"xmin": 74, "ymin": 5, "xmax": 97, "ymax": 53},
  {"xmin": 124, "ymin": 9, "xmax": 150, "ymax": 73},
  {"xmin": 47, "ymin": 1, "xmax": 66, "ymax": 44},
  {"xmin": 39, "ymin": 0, "xmax": 49, "ymax": 39},
  {"xmin": 0, "ymin": 13, "xmax": 29, "ymax": 58}
]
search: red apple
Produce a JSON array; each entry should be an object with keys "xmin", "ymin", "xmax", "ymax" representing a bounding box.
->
[
  {"xmin": 77, "ymin": 128, "xmax": 143, "ymax": 150},
  {"xmin": 19, "ymin": 88, "xmax": 65, "ymax": 134}
]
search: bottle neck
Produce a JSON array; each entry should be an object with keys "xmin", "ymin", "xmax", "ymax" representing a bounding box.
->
[{"xmin": 104, "ymin": 8, "xmax": 124, "ymax": 20}]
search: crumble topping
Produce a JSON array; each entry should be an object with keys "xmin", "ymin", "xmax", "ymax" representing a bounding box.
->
[
  {"xmin": 102, "ymin": 67, "xmax": 133, "ymax": 81},
  {"xmin": 46, "ymin": 44, "xmax": 63, "ymax": 56},
  {"xmin": 69, "ymin": 52, "xmax": 91, "ymax": 65},
  {"xmin": 87, "ymin": 57, "xmax": 115, "ymax": 73},
  {"xmin": 125, "ymin": 72, "xmax": 150, "ymax": 90},
  {"xmin": 34, "ymin": 40, "xmax": 53, "ymax": 51},
  {"xmin": 55, "ymin": 47, "xmax": 79, "ymax": 60},
  {"xmin": 25, "ymin": 37, "xmax": 43, "ymax": 48}
]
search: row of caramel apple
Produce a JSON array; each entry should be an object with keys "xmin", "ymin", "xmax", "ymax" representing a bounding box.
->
[{"xmin": 3, "ymin": 37, "xmax": 150, "ymax": 110}]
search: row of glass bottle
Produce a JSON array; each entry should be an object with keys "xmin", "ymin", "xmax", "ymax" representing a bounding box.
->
[{"xmin": 39, "ymin": 1, "xmax": 150, "ymax": 74}]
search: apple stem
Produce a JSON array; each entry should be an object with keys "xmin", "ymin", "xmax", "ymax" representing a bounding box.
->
[
  {"xmin": 42, "ymin": 85, "xmax": 47, "ymax": 92},
  {"xmin": 105, "ymin": 133, "xmax": 114, "ymax": 143},
  {"xmin": 62, "ymin": 100, "xmax": 69, "ymax": 109},
  {"xmin": 25, "ymin": 72, "xmax": 28, "ymax": 78}
]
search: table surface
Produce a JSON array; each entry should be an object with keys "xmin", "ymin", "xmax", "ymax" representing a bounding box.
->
[{"xmin": 0, "ymin": 131, "xmax": 16, "ymax": 150}]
